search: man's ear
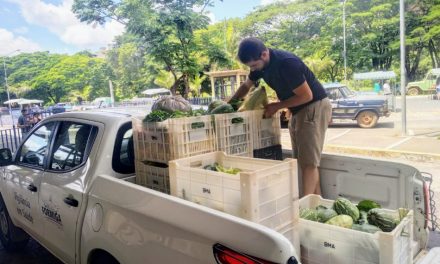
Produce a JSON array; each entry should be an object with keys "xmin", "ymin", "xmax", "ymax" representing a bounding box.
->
[{"xmin": 261, "ymin": 49, "xmax": 269, "ymax": 60}]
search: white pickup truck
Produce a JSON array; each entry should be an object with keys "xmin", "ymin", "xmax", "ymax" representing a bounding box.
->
[{"xmin": 0, "ymin": 109, "xmax": 433, "ymax": 264}]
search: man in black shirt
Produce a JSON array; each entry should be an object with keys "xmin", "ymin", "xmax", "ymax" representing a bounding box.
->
[{"xmin": 230, "ymin": 37, "xmax": 332, "ymax": 195}]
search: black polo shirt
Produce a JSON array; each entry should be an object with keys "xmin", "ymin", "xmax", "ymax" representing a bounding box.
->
[{"xmin": 249, "ymin": 49, "xmax": 327, "ymax": 114}]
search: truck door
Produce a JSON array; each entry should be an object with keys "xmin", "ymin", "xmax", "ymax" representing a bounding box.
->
[
  {"xmin": 6, "ymin": 122, "xmax": 56, "ymax": 240},
  {"xmin": 326, "ymin": 87, "xmax": 345, "ymax": 119},
  {"xmin": 38, "ymin": 121, "xmax": 98, "ymax": 263}
]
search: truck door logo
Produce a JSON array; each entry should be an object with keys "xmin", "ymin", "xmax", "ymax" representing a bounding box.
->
[{"xmin": 41, "ymin": 203, "xmax": 62, "ymax": 227}]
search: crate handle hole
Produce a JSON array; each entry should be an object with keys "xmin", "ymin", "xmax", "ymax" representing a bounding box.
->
[
  {"xmin": 231, "ymin": 117, "xmax": 244, "ymax": 124},
  {"xmin": 191, "ymin": 122, "xmax": 205, "ymax": 129},
  {"xmin": 190, "ymin": 161, "xmax": 203, "ymax": 167}
]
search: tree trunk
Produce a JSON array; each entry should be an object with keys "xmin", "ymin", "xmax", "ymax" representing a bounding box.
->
[
  {"xmin": 183, "ymin": 74, "xmax": 190, "ymax": 99},
  {"xmin": 428, "ymin": 39, "xmax": 439, "ymax": 68}
]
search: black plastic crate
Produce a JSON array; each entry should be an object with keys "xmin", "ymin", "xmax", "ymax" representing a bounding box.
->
[{"xmin": 253, "ymin": 144, "xmax": 283, "ymax": 160}]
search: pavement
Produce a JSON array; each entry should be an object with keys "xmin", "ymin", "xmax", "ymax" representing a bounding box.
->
[{"xmin": 280, "ymin": 118, "xmax": 440, "ymax": 163}]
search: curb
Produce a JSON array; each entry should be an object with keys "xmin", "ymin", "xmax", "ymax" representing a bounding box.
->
[{"xmin": 322, "ymin": 144, "xmax": 440, "ymax": 163}]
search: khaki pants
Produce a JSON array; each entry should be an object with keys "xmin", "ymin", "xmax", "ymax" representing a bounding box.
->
[{"xmin": 289, "ymin": 98, "xmax": 332, "ymax": 167}]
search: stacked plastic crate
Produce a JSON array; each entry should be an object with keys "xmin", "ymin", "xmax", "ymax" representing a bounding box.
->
[
  {"xmin": 250, "ymin": 110, "xmax": 282, "ymax": 160},
  {"xmin": 212, "ymin": 110, "xmax": 282, "ymax": 158},
  {"xmin": 132, "ymin": 115, "xmax": 216, "ymax": 193},
  {"xmin": 169, "ymin": 151, "xmax": 301, "ymax": 256},
  {"xmin": 213, "ymin": 111, "xmax": 254, "ymax": 157}
]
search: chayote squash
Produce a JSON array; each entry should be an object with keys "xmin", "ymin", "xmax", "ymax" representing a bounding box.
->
[
  {"xmin": 333, "ymin": 197, "xmax": 360, "ymax": 222},
  {"xmin": 325, "ymin": 215, "xmax": 353, "ymax": 229}
]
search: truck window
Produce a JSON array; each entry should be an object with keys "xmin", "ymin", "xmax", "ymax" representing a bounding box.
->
[
  {"xmin": 17, "ymin": 122, "xmax": 55, "ymax": 168},
  {"xmin": 327, "ymin": 88, "xmax": 342, "ymax": 100},
  {"xmin": 49, "ymin": 122, "xmax": 95, "ymax": 171},
  {"xmin": 112, "ymin": 122, "xmax": 135, "ymax": 174}
]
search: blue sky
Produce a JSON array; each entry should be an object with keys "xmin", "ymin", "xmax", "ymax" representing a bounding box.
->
[{"xmin": 0, "ymin": 0, "xmax": 280, "ymax": 56}]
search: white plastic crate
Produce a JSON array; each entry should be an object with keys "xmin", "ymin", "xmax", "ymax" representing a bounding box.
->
[
  {"xmin": 213, "ymin": 112, "xmax": 253, "ymax": 157},
  {"xmin": 169, "ymin": 151, "xmax": 299, "ymax": 231},
  {"xmin": 250, "ymin": 110, "xmax": 281, "ymax": 149},
  {"xmin": 132, "ymin": 115, "xmax": 216, "ymax": 163},
  {"xmin": 135, "ymin": 160, "xmax": 170, "ymax": 194},
  {"xmin": 299, "ymin": 195, "xmax": 413, "ymax": 264},
  {"xmin": 279, "ymin": 222, "xmax": 301, "ymax": 263}
]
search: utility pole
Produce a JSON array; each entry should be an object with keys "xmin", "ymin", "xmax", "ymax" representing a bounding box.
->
[
  {"xmin": 400, "ymin": 0, "xmax": 407, "ymax": 136},
  {"xmin": 343, "ymin": 0, "xmax": 347, "ymax": 81}
]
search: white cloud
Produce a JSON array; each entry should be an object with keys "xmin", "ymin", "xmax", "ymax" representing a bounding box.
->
[
  {"xmin": 261, "ymin": 0, "xmax": 287, "ymax": 5},
  {"xmin": 9, "ymin": 0, "xmax": 125, "ymax": 49},
  {"xmin": 13, "ymin": 26, "xmax": 29, "ymax": 34},
  {"xmin": 0, "ymin": 28, "xmax": 41, "ymax": 56},
  {"xmin": 206, "ymin": 12, "xmax": 216, "ymax": 24}
]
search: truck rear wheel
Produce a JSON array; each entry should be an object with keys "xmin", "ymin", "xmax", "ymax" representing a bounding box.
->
[
  {"xmin": 356, "ymin": 111, "xmax": 379, "ymax": 128},
  {"xmin": 0, "ymin": 198, "xmax": 29, "ymax": 251},
  {"xmin": 407, "ymin": 87, "xmax": 420, "ymax": 96},
  {"xmin": 90, "ymin": 250, "xmax": 120, "ymax": 264}
]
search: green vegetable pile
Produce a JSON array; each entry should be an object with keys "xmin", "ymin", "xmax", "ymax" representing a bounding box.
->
[
  {"xmin": 144, "ymin": 109, "xmax": 207, "ymax": 122},
  {"xmin": 143, "ymin": 86, "xmax": 270, "ymax": 123},
  {"xmin": 300, "ymin": 197, "xmax": 409, "ymax": 234},
  {"xmin": 203, "ymin": 163, "xmax": 241, "ymax": 175}
]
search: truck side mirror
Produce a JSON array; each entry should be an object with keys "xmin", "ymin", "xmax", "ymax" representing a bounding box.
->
[{"xmin": 0, "ymin": 148, "xmax": 12, "ymax": 166}]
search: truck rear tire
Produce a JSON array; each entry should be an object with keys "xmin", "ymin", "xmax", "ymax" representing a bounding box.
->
[
  {"xmin": 90, "ymin": 250, "xmax": 120, "ymax": 264},
  {"xmin": 356, "ymin": 111, "xmax": 379, "ymax": 128},
  {"xmin": 407, "ymin": 87, "xmax": 420, "ymax": 96},
  {"xmin": 0, "ymin": 198, "xmax": 29, "ymax": 251}
]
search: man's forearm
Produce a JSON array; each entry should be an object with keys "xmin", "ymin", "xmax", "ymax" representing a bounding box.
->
[
  {"xmin": 230, "ymin": 79, "xmax": 253, "ymax": 101},
  {"xmin": 272, "ymin": 93, "xmax": 313, "ymax": 112}
]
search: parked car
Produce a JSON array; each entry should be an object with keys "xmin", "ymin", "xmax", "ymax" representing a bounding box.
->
[
  {"xmin": 48, "ymin": 103, "xmax": 72, "ymax": 114},
  {"xmin": 280, "ymin": 83, "xmax": 390, "ymax": 128},
  {"xmin": 324, "ymin": 83, "xmax": 390, "ymax": 128},
  {"xmin": 406, "ymin": 68, "xmax": 440, "ymax": 95}
]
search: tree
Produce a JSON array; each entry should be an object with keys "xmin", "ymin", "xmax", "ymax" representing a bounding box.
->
[
  {"xmin": 73, "ymin": 0, "xmax": 220, "ymax": 98},
  {"xmin": 30, "ymin": 55, "xmax": 111, "ymax": 103}
]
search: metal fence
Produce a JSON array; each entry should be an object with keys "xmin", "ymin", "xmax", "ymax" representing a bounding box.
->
[
  {"xmin": 0, "ymin": 126, "xmax": 29, "ymax": 152},
  {"xmin": 0, "ymin": 111, "xmax": 53, "ymax": 152},
  {"xmin": 187, "ymin": 97, "xmax": 212, "ymax": 105}
]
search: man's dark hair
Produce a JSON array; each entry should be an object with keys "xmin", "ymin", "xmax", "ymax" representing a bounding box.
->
[
  {"xmin": 21, "ymin": 109, "xmax": 26, "ymax": 113},
  {"xmin": 237, "ymin": 37, "xmax": 267, "ymax": 63}
]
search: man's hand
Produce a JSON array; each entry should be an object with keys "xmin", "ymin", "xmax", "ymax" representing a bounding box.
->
[{"xmin": 264, "ymin": 102, "xmax": 281, "ymax": 118}]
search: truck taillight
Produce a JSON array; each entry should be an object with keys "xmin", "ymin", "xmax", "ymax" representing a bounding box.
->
[{"xmin": 213, "ymin": 243, "xmax": 280, "ymax": 264}]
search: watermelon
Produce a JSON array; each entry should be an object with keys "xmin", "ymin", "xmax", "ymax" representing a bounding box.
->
[
  {"xmin": 208, "ymin": 100, "xmax": 226, "ymax": 113},
  {"xmin": 367, "ymin": 208, "xmax": 398, "ymax": 232},
  {"xmin": 210, "ymin": 104, "xmax": 234, "ymax": 114},
  {"xmin": 333, "ymin": 197, "xmax": 360, "ymax": 222},
  {"xmin": 352, "ymin": 223, "xmax": 382, "ymax": 234}
]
